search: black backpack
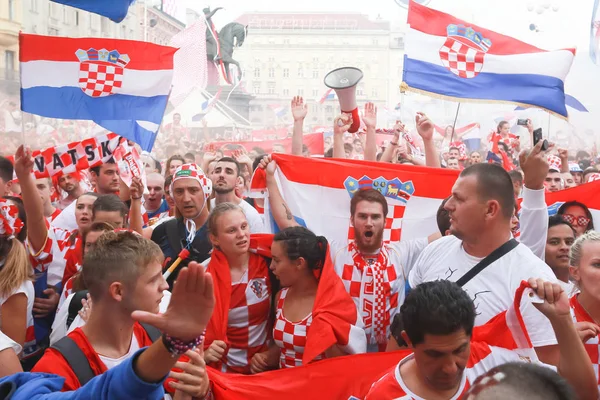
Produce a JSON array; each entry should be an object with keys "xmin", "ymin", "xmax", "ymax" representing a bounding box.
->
[{"xmin": 53, "ymin": 290, "xmax": 161, "ymax": 386}]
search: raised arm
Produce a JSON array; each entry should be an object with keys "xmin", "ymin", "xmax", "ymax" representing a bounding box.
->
[
  {"xmin": 332, "ymin": 114, "xmax": 352, "ymax": 159},
  {"xmin": 557, "ymin": 148, "xmax": 570, "ymax": 173},
  {"xmin": 529, "ymin": 278, "xmax": 598, "ymax": 400},
  {"xmin": 362, "ymin": 103, "xmax": 378, "ymax": 162},
  {"xmin": 13, "ymin": 145, "xmax": 47, "ymax": 253},
  {"xmin": 128, "ymin": 176, "xmax": 144, "ymax": 235},
  {"xmin": 415, "ymin": 112, "xmax": 441, "ymax": 168},
  {"xmin": 291, "ymin": 96, "xmax": 308, "ymax": 156},
  {"xmin": 259, "ymin": 155, "xmax": 299, "ymax": 230},
  {"xmin": 379, "ymin": 123, "xmax": 403, "ymax": 164}
]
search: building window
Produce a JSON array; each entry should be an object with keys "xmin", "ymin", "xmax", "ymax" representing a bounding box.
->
[
  {"xmin": 75, "ymin": 11, "xmax": 79, "ymax": 26},
  {"xmin": 254, "ymin": 68, "xmax": 260, "ymax": 78},
  {"xmin": 325, "ymin": 105, "xmax": 333, "ymax": 114},
  {"xmin": 357, "ymin": 86, "xmax": 364, "ymax": 96},
  {"xmin": 31, "ymin": 0, "xmax": 38, "ymax": 12},
  {"xmin": 48, "ymin": 27, "xmax": 59, "ymax": 36},
  {"xmin": 8, "ymin": 0, "xmax": 14, "ymax": 20},
  {"xmin": 312, "ymin": 70, "xmax": 318, "ymax": 79},
  {"xmin": 298, "ymin": 89, "xmax": 304, "ymax": 96},
  {"xmin": 313, "ymin": 57, "xmax": 319, "ymax": 63},
  {"xmin": 268, "ymin": 57, "xmax": 275, "ymax": 63},
  {"xmin": 267, "ymin": 82, "xmax": 276, "ymax": 95},
  {"xmin": 312, "ymin": 89, "xmax": 319, "ymax": 97},
  {"xmin": 371, "ymin": 88, "xmax": 378, "ymax": 97},
  {"xmin": 121, "ymin": 25, "xmax": 127, "ymax": 38},
  {"xmin": 268, "ymin": 68, "xmax": 275, "ymax": 78},
  {"xmin": 283, "ymin": 38, "xmax": 290, "ymax": 45},
  {"xmin": 283, "ymin": 68, "xmax": 289, "ymax": 78},
  {"xmin": 372, "ymin": 38, "xmax": 379, "ymax": 45},
  {"xmin": 298, "ymin": 69, "xmax": 304, "ymax": 78},
  {"xmin": 253, "ymin": 83, "xmax": 261, "ymax": 94},
  {"xmin": 5, "ymin": 51, "xmax": 15, "ymax": 75},
  {"xmin": 283, "ymin": 88, "xmax": 289, "ymax": 96},
  {"xmin": 63, "ymin": 6, "xmax": 69, "ymax": 23}
]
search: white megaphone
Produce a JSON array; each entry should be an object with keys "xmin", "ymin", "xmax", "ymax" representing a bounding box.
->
[{"xmin": 323, "ymin": 67, "xmax": 363, "ymax": 133}]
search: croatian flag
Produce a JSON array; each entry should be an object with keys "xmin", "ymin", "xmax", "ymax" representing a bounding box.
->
[
  {"xmin": 251, "ymin": 154, "xmax": 459, "ymax": 242},
  {"xmin": 19, "ymin": 33, "xmax": 176, "ymax": 151},
  {"xmin": 51, "ymin": 0, "xmax": 135, "ymax": 23},
  {"xmin": 192, "ymin": 89, "xmax": 222, "ymax": 122},
  {"xmin": 269, "ymin": 104, "xmax": 287, "ymax": 118},
  {"xmin": 319, "ymin": 88, "xmax": 337, "ymax": 104},
  {"xmin": 403, "ymin": 1, "xmax": 575, "ymax": 118}
]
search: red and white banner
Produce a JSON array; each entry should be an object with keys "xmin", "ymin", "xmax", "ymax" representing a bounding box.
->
[
  {"xmin": 8, "ymin": 133, "xmax": 121, "ymax": 179},
  {"xmin": 253, "ymin": 155, "xmax": 459, "ymax": 242},
  {"xmin": 546, "ymin": 180, "xmax": 600, "ymax": 226},
  {"xmin": 251, "ymin": 128, "xmax": 288, "ymax": 141},
  {"xmin": 210, "ymin": 132, "xmax": 324, "ymax": 155},
  {"xmin": 206, "ymin": 281, "xmax": 539, "ymax": 400}
]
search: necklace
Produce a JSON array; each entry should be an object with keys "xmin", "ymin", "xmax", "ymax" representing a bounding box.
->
[{"xmin": 578, "ymin": 296, "xmax": 600, "ymax": 325}]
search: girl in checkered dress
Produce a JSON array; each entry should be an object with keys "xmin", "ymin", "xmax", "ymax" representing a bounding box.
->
[
  {"xmin": 203, "ymin": 203, "xmax": 275, "ymax": 374},
  {"xmin": 568, "ymin": 231, "xmax": 600, "ymax": 392},
  {"xmin": 270, "ymin": 227, "xmax": 344, "ymax": 368}
]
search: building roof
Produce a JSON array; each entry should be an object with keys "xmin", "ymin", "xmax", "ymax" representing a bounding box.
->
[{"xmin": 235, "ymin": 12, "xmax": 390, "ymax": 31}]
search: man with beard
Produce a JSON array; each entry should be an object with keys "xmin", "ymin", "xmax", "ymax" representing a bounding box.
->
[
  {"xmin": 210, "ymin": 157, "xmax": 264, "ymax": 233},
  {"xmin": 56, "ymin": 173, "xmax": 84, "ymax": 210},
  {"xmin": 261, "ymin": 158, "xmax": 439, "ymax": 351},
  {"xmin": 151, "ymin": 164, "xmax": 213, "ymax": 288}
]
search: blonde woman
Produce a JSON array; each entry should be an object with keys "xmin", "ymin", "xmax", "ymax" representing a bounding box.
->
[
  {"xmin": 0, "ymin": 200, "xmax": 34, "ymax": 356},
  {"xmin": 569, "ymin": 231, "xmax": 600, "ymax": 392}
]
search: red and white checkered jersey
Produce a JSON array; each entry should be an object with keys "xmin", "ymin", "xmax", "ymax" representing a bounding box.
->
[
  {"xmin": 365, "ymin": 342, "xmax": 535, "ymax": 399},
  {"xmin": 207, "ymin": 254, "xmax": 271, "ymax": 374},
  {"xmin": 570, "ymin": 295, "xmax": 600, "ymax": 391},
  {"xmin": 273, "ymin": 288, "xmax": 324, "ymax": 368},
  {"xmin": 46, "ymin": 208, "xmax": 62, "ymax": 224},
  {"xmin": 488, "ymin": 132, "xmax": 519, "ymax": 150},
  {"xmin": 27, "ymin": 221, "xmax": 80, "ymax": 287},
  {"xmin": 330, "ymin": 238, "xmax": 428, "ymax": 349},
  {"xmin": 1, "ymin": 281, "xmax": 37, "ymax": 360}
]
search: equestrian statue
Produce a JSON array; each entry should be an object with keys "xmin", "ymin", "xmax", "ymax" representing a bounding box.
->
[{"xmin": 204, "ymin": 7, "xmax": 248, "ymax": 84}]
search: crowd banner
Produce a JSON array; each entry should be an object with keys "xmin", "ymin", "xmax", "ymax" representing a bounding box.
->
[
  {"xmin": 7, "ymin": 133, "xmax": 121, "ymax": 179},
  {"xmin": 207, "ymin": 281, "xmax": 539, "ymax": 400},
  {"xmin": 251, "ymin": 154, "xmax": 459, "ymax": 242},
  {"xmin": 402, "ymin": 1, "xmax": 575, "ymax": 118},
  {"xmin": 211, "ymin": 132, "xmax": 324, "ymax": 155},
  {"xmin": 546, "ymin": 180, "xmax": 600, "ymax": 226}
]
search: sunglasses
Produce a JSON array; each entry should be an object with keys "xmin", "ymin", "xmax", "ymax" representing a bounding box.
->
[{"xmin": 562, "ymin": 214, "xmax": 590, "ymax": 227}]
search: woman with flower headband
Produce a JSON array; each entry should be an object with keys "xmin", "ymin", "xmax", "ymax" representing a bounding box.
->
[{"xmin": 0, "ymin": 199, "xmax": 35, "ymax": 356}]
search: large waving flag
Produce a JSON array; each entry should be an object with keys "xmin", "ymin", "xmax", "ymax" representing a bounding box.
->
[
  {"xmin": 403, "ymin": 1, "xmax": 575, "ymax": 118},
  {"xmin": 51, "ymin": 0, "xmax": 135, "ymax": 23},
  {"xmin": 204, "ymin": 281, "xmax": 539, "ymax": 400},
  {"xmin": 252, "ymin": 155, "xmax": 459, "ymax": 242},
  {"xmin": 19, "ymin": 34, "xmax": 176, "ymax": 151}
]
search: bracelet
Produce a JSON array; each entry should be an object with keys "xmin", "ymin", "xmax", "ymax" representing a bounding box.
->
[{"xmin": 162, "ymin": 330, "xmax": 205, "ymax": 358}]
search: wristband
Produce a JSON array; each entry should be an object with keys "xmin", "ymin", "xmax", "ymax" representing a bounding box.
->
[
  {"xmin": 162, "ymin": 330, "xmax": 205, "ymax": 358},
  {"xmin": 390, "ymin": 141, "xmax": 399, "ymax": 146}
]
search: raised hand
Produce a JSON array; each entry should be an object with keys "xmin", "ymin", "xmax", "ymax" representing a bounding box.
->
[
  {"xmin": 334, "ymin": 113, "xmax": 352, "ymax": 135},
  {"xmin": 14, "ymin": 145, "xmax": 35, "ymax": 178},
  {"xmin": 527, "ymin": 278, "xmax": 570, "ymax": 321},
  {"xmin": 291, "ymin": 96, "xmax": 308, "ymax": 122},
  {"xmin": 415, "ymin": 112, "xmax": 434, "ymax": 141},
  {"xmin": 130, "ymin": 176, "xmax": 144, "ymax": 200},
  {"xmin": 131, "ymin": 262, "xmax": 214, "ymax": 341},
  {"xmin": 519, "ymin": 139, "xmax": 550, "ymax": 190},
  {"xmin": 558, "ymin": 147, "xmax": 569, "ymax": 161},
  {"xmin": 258, "ymin": 155, "xmax": 277, "ymax": 176},
  {"xmin": 233, "ymin": 148, "xmax": 252, "ymax": 166},
  {"xmin": 363, "ymin": 102, "xmax": 377, "ymax": 129}
]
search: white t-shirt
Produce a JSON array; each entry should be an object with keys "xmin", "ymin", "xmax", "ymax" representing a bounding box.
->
[
  {"xmin": 408, "ymin": 235, "xmax": 558, "ymax": 347},
  {"xmin": 98, "ymin": 334, "xmax": 140, "ymax": 369},
  {"xmin": 210, "ymin": 198, "xmax": 265, "ymax": 233},
  {"xmin": 0, "ymin": 281, "xmax": 34, "ymax": 333},
  {"xmin": 0, "ymin": 330, "xmax": 21, "ymax": 355}
]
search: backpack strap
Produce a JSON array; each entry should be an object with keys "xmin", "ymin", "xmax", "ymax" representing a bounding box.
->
[
  {"xmin": 140, "ymin": 323, "xmax": 162, "ymax": 343},
  {"xmin": 51, "ymin": 336, "xmax": 96, "ymax": 386},
  {"xmin": 165, "ymin": 219, "xmax": 183, "ymax": 256},
  {"xmin": 67, "ymin": 290, "xmax": 89, "ymax": 329}
]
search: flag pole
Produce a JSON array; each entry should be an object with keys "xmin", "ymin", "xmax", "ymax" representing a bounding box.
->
[{"xmin": 450, "ymin": 102, "xmax": 461, "ymax": 143}]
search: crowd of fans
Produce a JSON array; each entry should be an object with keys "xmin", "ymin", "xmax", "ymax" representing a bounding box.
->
[{"xmin": 0, "ymin": 96, "xmax": 598, "ymax": 399}]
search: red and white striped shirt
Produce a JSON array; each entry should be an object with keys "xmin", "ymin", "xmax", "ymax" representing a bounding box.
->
[
  {"xmin": 570, "ymin": 295, "xmax": 600, "ymax": 391},
  {"xmin": 206, "ymin": 254, "xmax": 271, "ymax": 374},
  {"xmin": 365, "ymin": 342, "xmax": 534, "ymax": 399},
  {"xmin": 273, "ymin": 288, "xmax": 324, "ymax": 368}
]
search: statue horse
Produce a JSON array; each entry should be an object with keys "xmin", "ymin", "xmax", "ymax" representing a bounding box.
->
[
  {"xmin": 204, "ymin": 7, "xmax": 223, "ymax": 59},
  {"xmin": 214, "ymin": 22, "xmax": 248, "ymax": 83}
]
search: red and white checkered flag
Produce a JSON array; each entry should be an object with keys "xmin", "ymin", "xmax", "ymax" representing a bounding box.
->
[
  {"xmin": 169, "ymin": 18, "xmax": 208, "ymax": 107},
  {"xmin": 161, "ymin": 0, "xmax": 178, "ymax": 18}
]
